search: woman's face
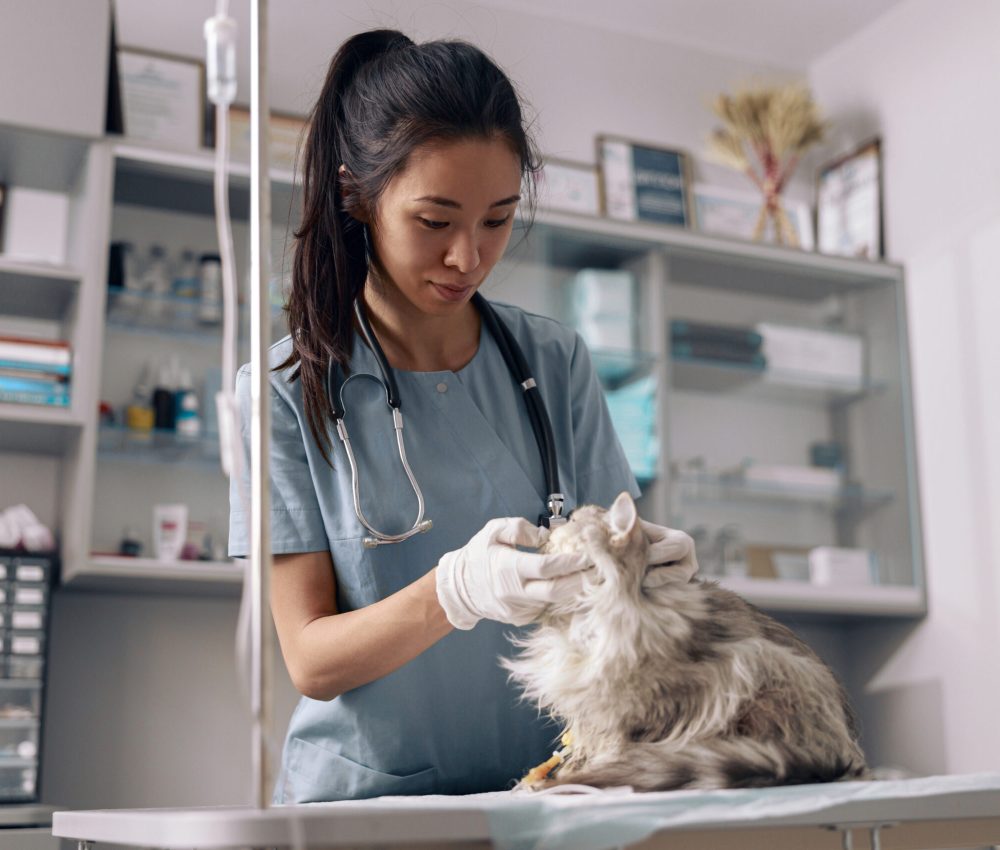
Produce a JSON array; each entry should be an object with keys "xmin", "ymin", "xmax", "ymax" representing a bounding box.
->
[{"xmin": 368, "ymin": 136, "xmax": 522, "ymax": 316}]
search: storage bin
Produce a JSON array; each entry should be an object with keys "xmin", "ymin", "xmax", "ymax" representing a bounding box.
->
[
  {"xmin": 0, "ymin": 762, "xmax": 37, "ymax": 800},
  {"xmin": 0, "ymin": 683, "xmax": 41, "ymax": 717},
  {"xmin": 5, "ymin": 658, "xmax": 43, "ymax": 681},
  {"xmin": 8, "ymin": 632, "xmax": 44, "ymax": 657},
  {"xmin": 9, "ymin": 608, "xmax": 44, "ymax": 632},
  {"xmin": 0, "ymin": 721, "xmax": 39, "ymax": 760}
]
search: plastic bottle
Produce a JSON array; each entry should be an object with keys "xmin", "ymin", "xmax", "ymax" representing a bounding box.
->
[
  {"xmin": 111, "ymin": 241, "xmax": 142, "ymax": 320},
  {"xmin": 141, "ymin": 244, "xmax": 173, "ymax": 321},
  {"xmin": 198, "ymin": 253, "xmax": 223, "ymax": 324},
  {"xmin": 173, "ymin": 249, "xmax": 200, "ymax": 299},
  {"xmin": 152, "ymin": 361, "xmax": 177, "ymax": 431},
  {"xmin": 175, "ymin": 368, "xmax": 202, "ymax": 438},
  {"xmin": 125, "ymin": 360, "xmax": 155, "ymax": 439}
]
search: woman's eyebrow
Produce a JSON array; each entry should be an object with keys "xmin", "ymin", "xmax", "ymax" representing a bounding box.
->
[{"xmin": 414, "ymin": 194, "xmax": 521, "ymax": 209}]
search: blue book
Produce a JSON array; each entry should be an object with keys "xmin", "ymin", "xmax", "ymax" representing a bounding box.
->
[
  {"xmin": 0, "ymin": 389, "xmax": 70, "ymax": 407},
  {"xmin": 670, "ymin": 320, "xmax": 763, "ymax": 350},
  {"xmin": 0, "ymin": 359, "xmax": 71, "ymax": 377},
  {"xmin": 0, "ymin": 375, "xmax": 70, "ymax": 395}
]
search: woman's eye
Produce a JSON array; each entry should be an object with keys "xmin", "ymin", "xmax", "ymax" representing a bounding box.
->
[
  {"xmin": 418, "ymin": 218, "xmax": 449, "ymax": 230},
  {"xmin": 485, "ymin": 216, "xmax": 511, "ymax": 228}
]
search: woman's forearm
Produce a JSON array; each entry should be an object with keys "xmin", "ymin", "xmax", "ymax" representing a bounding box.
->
[{"xmin": 295, "ymin": 567, "xmax": 453, "ymax": 700}]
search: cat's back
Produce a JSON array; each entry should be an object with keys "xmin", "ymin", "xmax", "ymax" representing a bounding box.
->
[{"xmin": 690, "ymin": 579, "xmax": 819, "ymax": 660}]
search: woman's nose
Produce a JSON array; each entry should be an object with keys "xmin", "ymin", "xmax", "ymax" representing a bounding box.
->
[{"xmin": 443, "ymin": 230, "xmax": 481, "ymax": 274}]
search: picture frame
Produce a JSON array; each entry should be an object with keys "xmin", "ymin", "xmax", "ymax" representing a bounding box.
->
[
  {"xmin": 227, "ymin": 105, "xmax": 308, "ymax": 173},
  {"xmin": 692, "ymin": 183, "xmax": 815, "ymax": 251},
  {"xmin": 535, "ymin": 157, "xmax": 601, "ymax": 216},
  {"xmin": 816, "ymin": 138, "xmax": 884, "ymax": 261},
  {"xmin": 117, "ymin": 47, "xmax": 206, "ymax": 151},
  {"xmin": 596, "ymin": 134, "xmax": 692, "ymax": 227}
]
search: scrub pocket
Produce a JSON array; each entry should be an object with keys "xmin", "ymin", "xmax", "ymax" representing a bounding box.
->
[{"xmin": 283, "ymin": 737, "xmax": 437, "ymax": 802}]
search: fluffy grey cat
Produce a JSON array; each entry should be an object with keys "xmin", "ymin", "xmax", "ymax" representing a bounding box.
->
[{"xmin": 503, "ymin": 491, "xmax": 868, "ymax": 792}]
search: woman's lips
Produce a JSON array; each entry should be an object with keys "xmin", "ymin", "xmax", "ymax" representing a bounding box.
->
[{"xmin": 430, "ymin": 282, "xmax": 473, "ymax": 302}]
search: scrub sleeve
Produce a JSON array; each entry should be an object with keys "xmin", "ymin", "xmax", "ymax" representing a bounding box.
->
[{"xmin": 229, "ymin": 302, "xmax": 640, "ymax": 802}]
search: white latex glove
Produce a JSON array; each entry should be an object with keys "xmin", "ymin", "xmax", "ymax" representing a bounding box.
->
[
  {"xmin": 436, "ymin": 517, "xmax": 593, "ymax": 630},
  {"xmin": 639, "ymin": 518, "xmax": 699, "ymax": 589}
]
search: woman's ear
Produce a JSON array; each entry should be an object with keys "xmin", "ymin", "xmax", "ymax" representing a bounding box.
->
[
  {"xmin": 607, "ymin": 491, "xmax": 638, "ymax": 539},
  {"xmin": 338, "ymin": 164, "xmax": 370, "ymax": 223}
]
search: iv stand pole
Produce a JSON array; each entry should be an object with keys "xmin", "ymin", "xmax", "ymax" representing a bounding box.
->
[{"xmin": 250, "ymin": 0, "xmax": 274, "ymax": 810}]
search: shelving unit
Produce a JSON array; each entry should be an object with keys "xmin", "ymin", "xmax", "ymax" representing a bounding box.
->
[
  {"xmin": 0, "ymin": 124, "xmax": 924, "ymax": 616},
  {"xmin": 501, "ymin": 203, "xmax": 924, "ymax": 618}
]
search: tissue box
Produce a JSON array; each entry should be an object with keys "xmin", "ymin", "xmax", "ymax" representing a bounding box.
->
[
  {"xmin": 742, "ymin": 463, "xmax": 842, "ymax": 496},
  {"xmin": 572, "ymin": 269, "xmax": 636, "ymax": 351},
  {"xmin": 756, "ymin": 323, "xmax": 864, "ymax": 389},
  {"xmin": 808, "ymin": 546, "xmax": 874, "ymax": 586},
  {"xmin": 2, "ymin": 188, "xmax": 70, "ymax": 264}
]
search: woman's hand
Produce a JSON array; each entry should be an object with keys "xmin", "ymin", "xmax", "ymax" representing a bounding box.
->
[
  {"xmin": 639, "ymin": 519, "xmax": 699, "ymax": 588},
  {"xmin": 435, "ymin": 517, "xmax": 592, "ymax": 629}
]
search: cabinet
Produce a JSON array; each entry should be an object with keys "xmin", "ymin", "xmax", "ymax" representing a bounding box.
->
[
  {"xmin": 499, "ymin": 210, "xmax": 924, "ymax": 619},
  {"xmin": 0, "ymin": 124, "xmax": 924, "ymax": 620},
  {"xmin": 64, "ymin": 141, "xmax": 296, "ymax": 592}
]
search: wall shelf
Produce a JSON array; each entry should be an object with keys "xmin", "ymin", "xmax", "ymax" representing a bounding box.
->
[
  {"xmin": 671, "ymin": 356, "xmax": 886, "ymax": 405},
  {"xmin": 69, "ymin": 556, "xmax": 244, "ymax": 596},
  {"xmin": 111, "ymin": 139, "xmax": 299, "ymax": 220},
  {"xmin": 0, "ymin": 405, "xmax": 82, "ymax": 455},
  {"xmin": 528, "ymin": 207, "xmax": 904, "ymax": 299},
  {"xmin": 717, "ymin": 576, "xmax": 925, "ymax": 619},
  {"xmin": 0, "ymin": 258, "xmax": 82, "ymax": 321},
  {"xmin": 675, "ymin": 472, "xmax": 894, "ymax": 516},
  {"xmin": 0, "ymin": 123, "xmax": 92, "ymax": 192},
  {"xmin": 97, "ymin": 425, "xmax": 221, "ymax": 469}
]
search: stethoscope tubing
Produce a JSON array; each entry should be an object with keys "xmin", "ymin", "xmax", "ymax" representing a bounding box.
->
[{"xmin": 326, "ymin": 293, "xmax": 565, "ymax": 546}]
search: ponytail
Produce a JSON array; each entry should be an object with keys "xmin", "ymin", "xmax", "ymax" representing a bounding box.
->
[
  {"xmin": 280, "ymin": 30, "xmax": 412, "ymax": 463},
  {"xmin": 277, "ymin": 29, "xmax": 539, "ymax": 465}
]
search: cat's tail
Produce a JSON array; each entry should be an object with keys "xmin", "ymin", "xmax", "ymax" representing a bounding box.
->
[{"xmin": 554, "ymin": 738, "xmax": 868, "ymax": 792}]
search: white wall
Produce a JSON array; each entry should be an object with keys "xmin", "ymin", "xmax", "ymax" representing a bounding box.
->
[{"xmin": 809, "ymin": 0, "xmax": 1000, "ymax": 773}]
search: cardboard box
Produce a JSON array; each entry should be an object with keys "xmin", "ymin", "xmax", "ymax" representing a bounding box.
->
[{"xmin": 757, "ymin": 323, "xmax": 865, "ymax": 388}]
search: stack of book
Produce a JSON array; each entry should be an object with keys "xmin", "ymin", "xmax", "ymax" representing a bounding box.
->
[
  {"xmin": 670, "ymin": 319, "xmax": 766, "ymax": 370},
  {"xmin": 0, "ymin": 336, "xmax": 71, "ymax": 407}
]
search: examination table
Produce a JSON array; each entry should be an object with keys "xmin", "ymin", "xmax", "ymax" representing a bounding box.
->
[{"xmin": 53, "ymin": 771, "xmax": 1000, "ymax": 850}]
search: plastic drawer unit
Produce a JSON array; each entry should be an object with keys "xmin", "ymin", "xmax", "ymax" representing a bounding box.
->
[{"xmin": 0, "ymin": 552, "xmax": 54, "ymax": 802}]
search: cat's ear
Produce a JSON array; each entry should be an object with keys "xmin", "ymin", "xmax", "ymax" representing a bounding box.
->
[{"xmin": 607, "ymin": 491, "xmax": 638, "ymax": 538}]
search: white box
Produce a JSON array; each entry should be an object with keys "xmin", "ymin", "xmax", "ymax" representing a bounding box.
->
[
  {"xmin": 809, "ymin": 546, "xmax": 874, "ymax": 586},
  {"xmin": 756, "ymin": 323, "xmax": 865, "ymax": 388},
  {"xmin": 743, "ymin": 463, "xmax": 842, "ymax": 495},
  {"xmin": 2, "ymin": 187, "xmax": 70, "ymax": 264},
  {"xmin": 572, "ymin": 269, "xmax": 637, "ymax": 350}
]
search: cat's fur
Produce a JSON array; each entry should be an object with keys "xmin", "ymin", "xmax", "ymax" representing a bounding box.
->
[{"xmin": 503, "ymin": 492, "xmax": 868, "ymax": 791}]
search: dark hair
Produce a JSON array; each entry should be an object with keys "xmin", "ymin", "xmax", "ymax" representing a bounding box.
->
[{"xmin": 277, "ymin": 29, "xmax": 541, "ymax": 463}]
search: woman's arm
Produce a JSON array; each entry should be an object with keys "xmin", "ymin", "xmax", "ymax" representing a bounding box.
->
[{"xmin": 270, "ymin": 551, "xmax": 453, "ymax": 701}]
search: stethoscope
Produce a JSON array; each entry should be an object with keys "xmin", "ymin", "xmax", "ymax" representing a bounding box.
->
[{"xmin": 327, "ymin": 292, "xmax": 567, "ymax": 548}]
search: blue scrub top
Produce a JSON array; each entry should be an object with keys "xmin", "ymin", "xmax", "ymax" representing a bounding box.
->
[{"xmin": 229, "ymin": 301, "xmax": 639, "ymax": 802}]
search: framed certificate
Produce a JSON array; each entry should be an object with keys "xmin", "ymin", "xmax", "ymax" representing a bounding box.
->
[
  {"xmin": 227, "ymin": 106, "xmax": 308, "ymax": 172},
  {"xmin": 536, "ymin": 158, "xmax": 600, "ymax": 216},
  {"xmin": 118, "ymin": 47, "xmax": 205, "ymax": 151},
  {"xmin": 597, "ymin": 135, "xmax": 692, "ymax": 227},
  {"xmin": 816, "ymin": 138, "xmax": 884, "ymax": 260}
]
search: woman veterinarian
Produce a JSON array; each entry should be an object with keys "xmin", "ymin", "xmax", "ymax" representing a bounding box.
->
[{"xmin": 228, "ymin": 28, "xmax": 697, "ymax": 803}]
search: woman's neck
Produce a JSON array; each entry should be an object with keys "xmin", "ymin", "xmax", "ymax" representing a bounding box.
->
[{"xmin": 362, "ymin": 280, "xmax": 481, "ymax": 373}]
